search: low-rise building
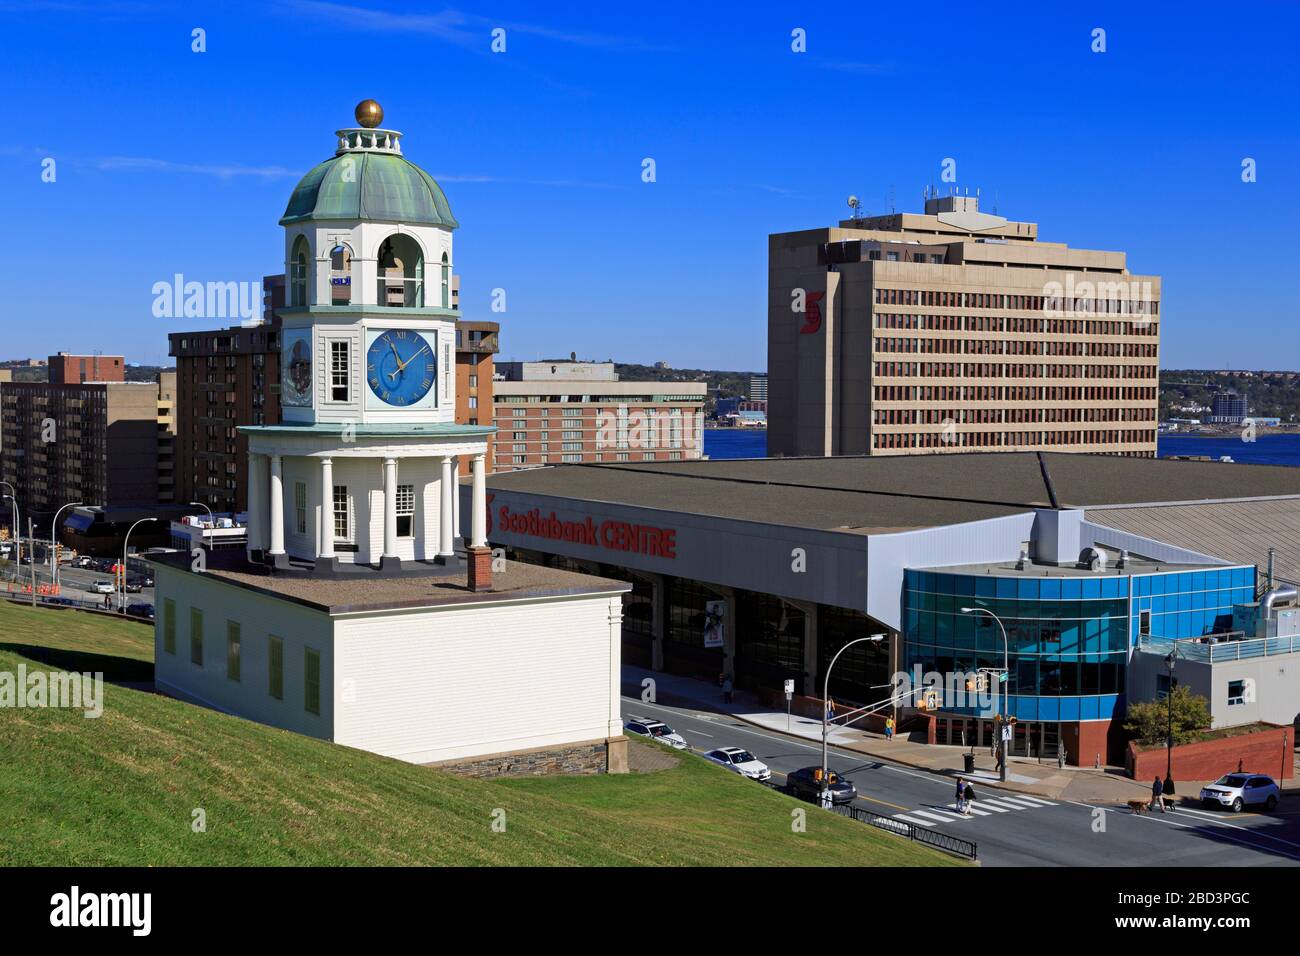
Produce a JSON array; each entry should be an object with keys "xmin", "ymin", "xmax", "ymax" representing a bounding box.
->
[{"xmin": 492, "ymin": 361, "xmax": 706, "ymax": 471}]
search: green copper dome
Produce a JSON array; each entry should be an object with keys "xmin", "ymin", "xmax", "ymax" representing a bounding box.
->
[{"xmin": 280, "ymin": 152, "xmax": 459, "ymax": 228}]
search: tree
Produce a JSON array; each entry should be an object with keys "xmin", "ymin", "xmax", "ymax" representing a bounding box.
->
[{"xmin": 1123, "ymin": 685, "xmax": 1212, "ymax": 746}]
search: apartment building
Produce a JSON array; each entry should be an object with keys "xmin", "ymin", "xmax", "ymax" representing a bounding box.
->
[
  {"xmin": 768, "ymin": 194, "xmax": 1160, "ymax": 458},
  {"xmin": 48, "ymin": 352, "xmax": 125, "ymax": 385},
  {"xmin": 492, "ymin": 361, "xmax": 706, "ymax": 472},
  {"xmin": 168, "ymin": 318, "xmax": 284, "ymax": 514},
  {"xmin": 455, "ymin": 320, "xmax": 498, "ymax": 474},
  {"xmin": 0, "ymin": 363, "xmax": 162, "ymax": 528},
  {"xmin": 157, "ymin": 369, "xmax": 177, "ymax": 503}
]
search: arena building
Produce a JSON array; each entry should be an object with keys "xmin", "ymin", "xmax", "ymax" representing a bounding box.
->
[{"xmin": 479, "ymin": 452, "xmax": 1300, "ymax": 764}]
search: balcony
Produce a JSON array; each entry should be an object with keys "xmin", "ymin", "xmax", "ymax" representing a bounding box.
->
[{"xmin": 1137, "ymin": 632, "xmax": 1300, "ymax": 664}]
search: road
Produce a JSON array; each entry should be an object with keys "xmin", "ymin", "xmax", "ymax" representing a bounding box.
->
[
  {"xmin": 4, "ymin": 561, "xmax": 157, "ymax": 615},
  {"xmin": 622, "ymin": 695, "xmax": 1300, "ymax": 867}
]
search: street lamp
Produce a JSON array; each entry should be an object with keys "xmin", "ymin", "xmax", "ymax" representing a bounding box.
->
[
  {"xmin": 1, "ymin": 491, "xmax": 19, "ymax": 576},
  {"xmin": 820, "ymin": 634, "xmax": 885, "ymax": 808},
  {"xmin": 120, "ymin": 518, "xmax": 161, "ymax": 611},
  {"xmin": 189, "ymin": 501, "xmax": 214, "ymax": 520},
  {"xmin": 962, "ymin": 606, "xmax": 1010, "ymax": 782},
  {"xmin": 1164, "ymin": 650, "xmax": 1177, "ymax": 800},
  {"xmin": 50, "ymin": 501, "xmax": 83, "ymax": 589}
]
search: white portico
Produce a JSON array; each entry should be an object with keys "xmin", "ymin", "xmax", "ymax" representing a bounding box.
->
[
  {"xmin": 242, "ymin": 99, "xmax": 495, "ymax": 581},
  {"xmin": 243, "ymin": 425, "xmax": 490, "ymax": 571}
]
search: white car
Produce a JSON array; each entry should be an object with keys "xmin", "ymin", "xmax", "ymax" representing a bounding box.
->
[
  {"xmin": 87, "ymin": 581, "xmax": 114, "ymax": 594},
  {"xmin": 1200, "ymin": 773, "xmax": 1280, "ymax": 812},
  {"xmin": 624, "ymin": 716, "xmax": 687, "ymax": 750},
  {"xmin": 703, "ymin": 747, "xmax": 771, "ymax": 782}
]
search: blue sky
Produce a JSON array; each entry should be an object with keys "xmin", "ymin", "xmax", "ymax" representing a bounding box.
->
[{"xmin": 2, "ymin": 1, "xmax": 1297, "ymax": 371}]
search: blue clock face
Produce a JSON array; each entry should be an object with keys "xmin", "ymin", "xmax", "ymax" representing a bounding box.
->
[{"xmin": 367, "ymin": 330, "xmax": 436, "ymax": 407}]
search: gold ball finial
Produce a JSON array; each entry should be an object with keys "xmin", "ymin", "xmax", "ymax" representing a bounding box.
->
[{"xmin": 355, "ymin": 99, "xmax": 384, "ymax": 128}]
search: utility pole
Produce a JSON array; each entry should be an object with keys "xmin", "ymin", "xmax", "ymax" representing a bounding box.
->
[
  {"xmin": 28, "ymin": 517, "xmax": 36, "ymax": 607},
  {"xmin": 1164, "ymin": 650, "xmax": 1177, "ymax": 800}
]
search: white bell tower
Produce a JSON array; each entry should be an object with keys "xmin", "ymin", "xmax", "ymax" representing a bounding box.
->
[{"xmin": 241, "ymin": 101, "xmax": 495, "ymax": 586}]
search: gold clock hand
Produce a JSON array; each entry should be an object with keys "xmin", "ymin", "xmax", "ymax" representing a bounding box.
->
[{"xmin": 394, "ymin": 344, "xmax": 430, "ymax": 373}]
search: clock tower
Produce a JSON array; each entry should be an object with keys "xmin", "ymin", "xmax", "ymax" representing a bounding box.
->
[{"xmin": 241, "ymin": 101, "xmax": 495, "ymax": 584}]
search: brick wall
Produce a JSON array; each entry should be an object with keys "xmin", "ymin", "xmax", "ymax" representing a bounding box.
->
[{"xmin": 1127, "ymin": 724, "xmax": 1294, "ymax": 781}]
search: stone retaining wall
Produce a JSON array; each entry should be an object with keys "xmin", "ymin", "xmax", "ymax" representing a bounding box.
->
[{"xmin": 432, "ymin": 738, "xmax": 619, "ymax": 779}]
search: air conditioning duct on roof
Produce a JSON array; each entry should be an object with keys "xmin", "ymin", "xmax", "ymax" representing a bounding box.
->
[{"xmin": 1078, "ymin": 547, "xmax": 1107, "ymax": 572}]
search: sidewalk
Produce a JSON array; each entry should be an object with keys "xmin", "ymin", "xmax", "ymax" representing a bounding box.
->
[{"xmin": 623, "ymin": 665, "xmax": 1160, "ymax": 804}]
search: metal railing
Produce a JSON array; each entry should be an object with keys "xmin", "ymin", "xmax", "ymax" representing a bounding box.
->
[
  {"xmin": 831, "ymin": 803, "xmax": 979, "ymax": 861},
  {"xmin": 1139, "ymin": 632, "xmax": 1300, "ymax": 663}
]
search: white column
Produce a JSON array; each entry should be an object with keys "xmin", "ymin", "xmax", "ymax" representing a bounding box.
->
[
  {"xmin": 246, "ymin": 452, "xmax": 264, "ymax": 553},
  {"xmin": 319, "ymin": 458, "xmax": 335, "ymax": 559},
  {"xmin": 268, "ymin": 454, "xmax": 285, "ymax": 556},
  {"xmin": 452, "ymin": 456, "xmax": 462, "ymax": 544},
  {"xmin": 383, "ymin": 458, "xmax": 398, "ymax": 558},
  {"xmin": 470, "ymin": 452, "xmax": 487, "ymax": 548},
  {"xmin": 439, "ymin": 455, "xmax": 454, "ymax": 557}
]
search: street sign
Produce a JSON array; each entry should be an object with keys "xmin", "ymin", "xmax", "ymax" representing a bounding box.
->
[
  {"xmin": 1001, "ymin": 725, "xmax": 1012, "ymax": 742},
  {"xmin": 783, "ymin": 679, "xmax": 794, "ymax": 699}
]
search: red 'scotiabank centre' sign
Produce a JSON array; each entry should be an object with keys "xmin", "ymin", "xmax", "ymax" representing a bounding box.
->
[{"xmin": 496, "ymin": 504, "xmax": 677, "ymax": 559}]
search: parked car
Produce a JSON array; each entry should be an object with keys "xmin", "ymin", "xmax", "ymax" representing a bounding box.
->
[
  {"xmin": 87, "ymin": 581, "xmax": 114, "ymax": 594},
  {"xmin": 124, "ymin": 603, "xmax": 155, "ymax": 621},
  {"xmin": 786, "ymin": 766, "xmax": 859, "ymax": 806},
  {"xmin": 1200, "ymin": 773, "xmax": 1280, "ymax": 812},
  {"xmin": 702, "ymin": 747, "xmax": 771, "ymax": 782},
  {"xmin": 624, "ymin": 716, "xmax": 688, "ymax": 749}
]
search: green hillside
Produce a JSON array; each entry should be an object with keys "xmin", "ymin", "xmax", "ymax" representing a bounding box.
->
[{"xmin": 0, "ymin": 601, "xmax": 957, "ymax": 867}]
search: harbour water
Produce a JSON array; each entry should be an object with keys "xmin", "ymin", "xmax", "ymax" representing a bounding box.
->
[{"xmin": 703, "ymin": 429, "xmax": 1300, "ymax": 467}]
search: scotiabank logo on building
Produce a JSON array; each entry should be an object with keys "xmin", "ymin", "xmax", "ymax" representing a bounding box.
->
[{"xmin": 497, "ymin": 504, "xmax": 677, "ymax": 559}]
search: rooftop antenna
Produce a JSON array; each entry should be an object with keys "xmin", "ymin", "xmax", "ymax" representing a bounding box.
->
[
  {"xmin": 888, "ymin": 185, "xmax": 896, "ymax": 214},
  {"xmin": 847, "ymin": 195, "xmax": 862, "ymax": 222}
]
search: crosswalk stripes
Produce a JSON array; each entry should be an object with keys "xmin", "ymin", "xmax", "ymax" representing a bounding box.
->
[{"xmin": 891, "ymin": 792, "xmax": 1058, "ymax": 827}]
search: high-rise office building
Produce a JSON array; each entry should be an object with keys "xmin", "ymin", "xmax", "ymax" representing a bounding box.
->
[
  {"xmin": 1209, "ymin": 391, "xmax": 1248, "ymax": 424},
  {"xmin": 768, "ymin": 194, "xmax": 1160, "ymax": 458}
]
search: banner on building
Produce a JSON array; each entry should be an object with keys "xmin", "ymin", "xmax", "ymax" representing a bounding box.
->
[{"xmin": 703, "ymin": 600, "xmax": 726, "ymax": 648}]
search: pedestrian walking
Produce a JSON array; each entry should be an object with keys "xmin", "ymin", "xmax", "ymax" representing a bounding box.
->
[
  {"xmin": 963, "ymin": 782, "xmax": 976, "ymax": 816},
  {"xmin": 1150, "ymin": 775, "xmax": 1165, "ymax": 813},
  {"xmin": 722, "ymin": 674, "xmax": 734, "ymax": 705},
  {"xmin": 954, "ymin": 776, "xmax": 966, "ymax": 814},
  {"xmin": 884, "ymin": 715, "xmax": 895, "ymax": 741}
]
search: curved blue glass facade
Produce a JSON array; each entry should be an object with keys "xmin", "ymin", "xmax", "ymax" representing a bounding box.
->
[{"xmin": 902, "ymin": 565, "xmax": 1255, "ymax": 722}]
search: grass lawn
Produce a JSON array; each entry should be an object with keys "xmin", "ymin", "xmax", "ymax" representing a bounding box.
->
[
  {"xmin": 0, "ymin": 598, "xmax": 153, "ymax": 681},
  {"xmin": 0, "ymin": 601, "xmax": 959, "ymax": 866}
]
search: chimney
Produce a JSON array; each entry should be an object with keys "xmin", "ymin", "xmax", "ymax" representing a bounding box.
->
[{"xmin": 467, "ymin": 545, "xmax": 492, "ymax": 591}]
